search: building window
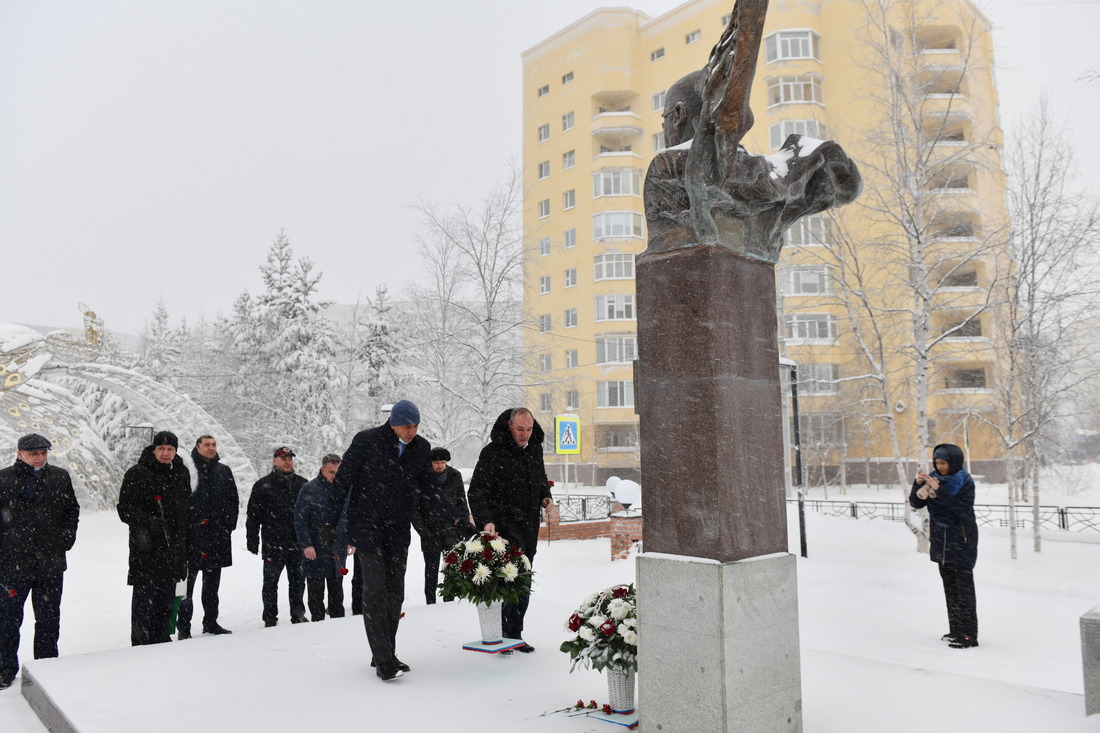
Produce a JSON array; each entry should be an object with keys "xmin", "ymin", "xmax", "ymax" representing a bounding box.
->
[
  {"xmin": 769, "ymin": 119, "xmax": 828, "ymax": 150},
  {"xmin": 537, "ymin": 237, "xmax": 551, "ymax": 257},
  {"xmin": 538, "ymin": 314, "xmax": 551, "ymax": 332},
  {"xmin": 767, "ymin": 75, "xmax": 823, "ymax": 106},
  {"xmin": 685, "ymin": 29, "xmax": 701, "ymax": 45},
  {"xmin": 596, "ymin": 336, "xmax": 636, "ymax": 363},
  {"xmin": 592, "ymin": 168, "xmax": 642, "ymax": 198},
  {"xmin": 784, "ymin": 313, "xmax": 837, "ymax": 342},
  {"xmin": 798, "ymin": 363, "xmax": 840, "ymax": 395},
  {"xmin": 941, "ymin": 269, "xmax": 979, "ymax": 288},
  {"xmin": 781, "ymin": 265, "xmax": 832, "ymax": 295},
  {"xmin": 942, "ymin": 317, "xmax": 982, "ymax": 338},
  {"xmin": 563, "ymin": 228, "xmax": 576, "ymax": 248},
  {"xmin": 784, "ymin": 214, "xmax": 831, "ymax": 247},
  {"xmin": 593, "ymin": 211, "xmax": 643, "ymax": 240},
  {"xmin": 598, "ymin": 381, "xmax": 635, "ymax": 408},
  {"xmin": 538, "ymin": 124, "xmax": 550, "ymax": 142},
  {"xmin": 566, "ymin": 389, "xmax": 580, "ymax": 410},
  {"xmin": 651, "ymin": 91, "xmax": 667, "ymax": 111},
  {"xmin": 599, "ymin": 424, "xmax": 638, "ymax": 449},
  {"xmin": 765, "ymin": 30, "xmax": 821, "ymax": 63},
  {"xmin": 538, "ymin": 199, "xmax": 550, "ymax": 219},
  {"xmin": 798, "ymin": 412, "xmax": 845, "ymax": 447},
  {"xmin": 563, "ymin": 189, "xmax": 576, "ymax": 209},
  {"xmin": 562, "ymin": 70, "xmax": 574, "ymax": 84},
  {"xmin": 540, "ymin": 393, "xmax": 553, "ymax": 412},
  {"xmin": 653, "ymin": 132, "xmax": 666, "ymax": 151},
  {"xmin": 562, "ymin": 111, "xmax": 575, "ymax": 131},
  {"xmin": 564, "ymin": 308, "xmax": 578, "ymax": 328},
  {"xmin": 650, "ymin": 47, "xmax": 665, "ymax": 61},
  {"xmin": 539, "ymin": 275, "xmax": 551, "ymax": 294},
  {"xmin": 562, "ymin": 150, "xmax": 575, "ymax": 169},
  {"xmin": 540, "ymin": 353, "xmax": 552, "ymax": 372},
  {"xmin": 537, "ymin": 84, "xmax": 550, "ymax": 97},
  {"xmin": 594, "ymin": 253, "xmax": 635, "ymax": 281},
  {"xmin": 537, "ymin": 161, "xmax": 550, "ymax": 179},
  {"xmin": 944, "ymin": 367, "xmax": 988, "ymax": 390},
  {"xmin": 596, "ymin": 294, "xmax": 635, "ymax": 321},
  {"xmin": 566, "ymin": 349, "xmax": 579, "ymax": 368},
  {"xmin": 564, "ymin": 268, "xmax": 577, "ymax": 288}
]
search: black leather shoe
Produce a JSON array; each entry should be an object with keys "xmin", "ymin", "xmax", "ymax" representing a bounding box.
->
[
  {"xmin": 949, "ymin": 635, "xmax": 978, "ymax": 649},
  {"xmin": 291, "ymin": 616, "xmax": 308, "ymax": 624},
  {"xmin": 264, "ymin": 619, "xmax": 277, "ymax": 628},
  {"xmin": 516, "ymin": 643, "xmax": 536, "ymax": 653},
  {"xmin": 370, "ymin": 659, "xmax": 411, "ymax": 672},
  {"xmin": 177, "ymin": 629, "xmax": 191, "ymax": 640},
  {"xmin": 203, "ymin": 624, "xmax": 232, "ymax": 635},
  {"xmin": 0, "ymin": 678, "xmax": 14, "ymax": 690},
  {"xmin": 375, "ymin": 663, "xmax": 404, "ymax": 681}
]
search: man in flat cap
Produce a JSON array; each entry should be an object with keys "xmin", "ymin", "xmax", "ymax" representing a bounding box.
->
[
  {"xmin": 117, "ymin": 431, "xmax": 191, "ymax": 646},
  {"xmin": 0, "ymin": 434, "xmax": 80, "ymax": 688},
  {"xmin": 246, "ymin": 446, "xmax": 307, "ymax": 627}
]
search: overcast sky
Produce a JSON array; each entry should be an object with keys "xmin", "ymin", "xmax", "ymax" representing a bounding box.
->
[{"xmin": 1, "ymin": 0, "xmax": 1097, "ymax": 336}]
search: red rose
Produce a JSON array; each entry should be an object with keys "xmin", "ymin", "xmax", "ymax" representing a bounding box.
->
[
  {"xmin": 575, "ymin": 699, "xmax": 585, "ymax": 709},
  {"xmin": 460, "ymin": 559, "xmax": 474, "ymax": 574},
  {"xmin": 444, "ymin": 552, "xmax": 458, "ymax": 565},
  {"xmin": 7, "ymin": 588, "xmax": 16, "ymax": 598},
  {"xmin": 612, "ymin": 586, "xmax": 628, "ymax": 599},
  {"xmin": 567, "ymin": 613, "xmax": 583, "ymax": 632},
  {"xmin": 481, "ymin": 548, "xmax": 494, "ymax": 562},
  {"xmin": 599, "ymin": 620, "xmax": 617, "ymax": 636},
  {"xmin": 201, "ymin": 552, "xmax": 209, "ymax": 559},
  {"xmin": 338, "ymin": 567, "xmax": 349, "ymax": 576},
  {"xmin": 154, "ymin": 495, "xmax": 162, "ymax": 502},
  {"xmin": 547, "ymin": 480, "xmax": 555, "ymax": 487},
  {"xmin": 201, "ymin": 519, "xmax": 210, "ymax": 525},
  {"xmin": 588, "ymin": 700, "xmax": 598, "ymax": 709},
  {"xmin": 602, "ymin": 704, "xmax": 612, "ymax": 714}
]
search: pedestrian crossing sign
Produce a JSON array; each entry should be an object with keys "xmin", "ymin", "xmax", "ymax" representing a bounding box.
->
[{"xmin": 555, "ymin": 415, "xmax": 581, "ymax": 455}]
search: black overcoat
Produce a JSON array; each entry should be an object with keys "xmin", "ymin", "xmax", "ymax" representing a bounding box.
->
[
  {"xmin": 117, "ymin": 447, "xmax": 191, "ymax": 586},
  {"xmin": 411, "ymin": 466, "xmax": 469, "ymax": 555},
  {"xmin": 246, "ymin": 469, "xmax": 307, "ymax": 557},
  {"xmin": 468, "ymin": 410, "xmax": 552, "ymax": 559},
  {"xmin": 0, "ymin": 460, "xmax": 80, "ymax": 580},
  {"xmin": 188, "ymin": 449, "xmax": 239, "ymax": 569}
]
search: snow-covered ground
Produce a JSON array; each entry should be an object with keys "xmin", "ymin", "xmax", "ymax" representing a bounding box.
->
[{"xmin": 2, "ymin": 496, "xmax": 1099, "ymax": 731}]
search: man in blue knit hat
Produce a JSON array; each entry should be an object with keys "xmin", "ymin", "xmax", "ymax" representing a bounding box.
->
[{"xmin": 331, "ymin": 400, "xmax": 470, "ymax": 681}]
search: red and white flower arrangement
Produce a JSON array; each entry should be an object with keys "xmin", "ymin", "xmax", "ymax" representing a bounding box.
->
[
  {"xmin": 438, "ymin": 531, "xmax": 534, "ymax": 605},
  {"xmin": 559, "ymin": 583, "xmax": 637, "ymax": 673}
]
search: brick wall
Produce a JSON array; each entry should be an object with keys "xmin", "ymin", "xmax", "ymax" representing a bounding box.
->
[{"xmin": 535, "ymin": 501, "xmax": 644, "ymax": 561}]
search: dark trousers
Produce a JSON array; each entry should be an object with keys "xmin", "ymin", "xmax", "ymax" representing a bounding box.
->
[
  {"xmin": 131, "ymin": 579, "xmax": 176, "ymax": 646},
  {"xmin": 939, "ymin": 563, "xmax": 978, "ymax": 639},
  {"xmin": 502, "ymin": 555, "xmax": 534, "ymax": 640},
  {"xmin": 306, "ymin": 575, "xmax": 345, "ymax": 621},
  {"xmin": 359, "ymin": 550, "xmax": 408, "ymax": 666},
  {"xmin": 177, "ymin": 563, "xmax": 222, "ymax": 632},
  {"xmin": 351, "ymin": 554, "xmax": 363, "ymax": 615},
  {"xmin": 0, "ymin": 574, "xmax": 63, "ymax": 681},
  {"xmin": 422, "ymin": 549, "xmax": 441, "ymax": 604},
  {"xmin": 262, "ymin": 550, "xmax": 306, "ymax": 622}
]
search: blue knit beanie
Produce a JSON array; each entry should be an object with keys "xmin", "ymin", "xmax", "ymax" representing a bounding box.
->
[{"xmin": 389, "ymin": 400, "xmax": 421, "ymax": 426}]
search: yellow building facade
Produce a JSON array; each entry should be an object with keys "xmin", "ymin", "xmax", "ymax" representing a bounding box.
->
[{"xmin": 522, "ymin": 0, "xmax": 1010, "ymax": 486}]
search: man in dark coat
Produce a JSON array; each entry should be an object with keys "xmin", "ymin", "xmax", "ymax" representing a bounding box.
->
[
  {"xmin": 910, "ymin": 442, "xmax": 979, "ymax": 649},
  {"xmin": 0, "ymin": 434, "xmax": 80, "ymax": 689},
  {"xmin": 117, "ymin": 431, "xmax": 191, "ymax": 646},
  {"xmin": 246, "ymin": 446, "xmax": 308, "ymax": 627},
  {"xmin": 468, "ymin": 407, "xmax": 554, "ymax": 652},
  {"xmin": 177, "ymin": 434, "xmax": 238, "ymax": 639},
  {"xmin": 410, "ymin": 447, "xmax": 470, "ymax": 604},
  {"xmin": 330, "ymin": 399, "xmax": 468, "ymax": 681},
  {"xmin": 294, "ymin": 454, "xmax": 346, "ymax": 622}
]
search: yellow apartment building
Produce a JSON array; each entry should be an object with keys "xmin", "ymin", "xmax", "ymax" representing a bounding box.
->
[{"xmin": 522, "ymin": 0, "xmax": 1011, "ymax": 487}]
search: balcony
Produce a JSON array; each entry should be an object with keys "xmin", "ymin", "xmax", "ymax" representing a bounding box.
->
[{"xmin": 591, "ymin": 111, "xmax": 643, "ymax": 145}]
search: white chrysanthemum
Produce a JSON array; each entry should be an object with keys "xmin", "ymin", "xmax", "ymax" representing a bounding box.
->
[
  {"xmin": 622, "ymin": 629, "xmax": 638, "ymax": 645},
  {"xmin": 501, "ymin": 562, "xmax": 518, "ymax": 582},
  {"xmin": 609, "ymin": 600, "xmax": 633, "ymax": 621},
  {"xmin": 621, "ymin": 617, "xmax": 637, "ymax": 629},
  {"xmin": 489, "ymin": 538, "xmax": 506, "ymax": 553},
  {"xmin": 465, "ymin": 539, "xmax": 483, "ymax": 555},
  {"xmin": 578, "ymin": 626, "xmax": 597, "ymax": 642},
  {"xmin": 472, "ymin": 564, "xmax": 491, "ymax": 584},
  {"xmin": 520, "ymin": 554, "xmax": 531, "ymax": 570}
]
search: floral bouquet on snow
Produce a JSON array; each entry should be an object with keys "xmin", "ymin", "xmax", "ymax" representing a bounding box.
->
[
  {"xmin": 560, "ymin": 583, "xmax": 638, "ymax": 673},
  {"xmin": 438, "ymin": 531, "xmax": 534, "ymax": 606}
]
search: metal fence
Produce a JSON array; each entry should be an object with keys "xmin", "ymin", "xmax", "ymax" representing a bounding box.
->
[
  {"xmin": 557, "ymin": 494, "xmax": 612, "ymax": 522},
  {"xmin": 789, "ymin": 498, "xmax": 1100, "ymax": 533}
]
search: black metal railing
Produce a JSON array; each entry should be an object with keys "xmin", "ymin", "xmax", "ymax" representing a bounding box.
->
[
  {"xmin": 789, "ymin": 498, "xmax": 1100, "ymax": 533},
  {"xmin": 556, "ymin": 494, "xmax": 613, "ymax": 522}
]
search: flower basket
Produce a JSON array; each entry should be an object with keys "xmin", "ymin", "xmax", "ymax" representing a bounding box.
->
[
  {"xmin": 559, "ymin": 583, "xmax": 637, "ymax": 674},
  {"xmin": 476, "ymin": 599, "xmax": 504, "ymax": 644},
  {"xmin": 438, "ymin": 532, "xmax": 534, "ymax": 606},
  {"xmin": 607, "ymin": 666, "xmax": 636, "ymax": 714}
]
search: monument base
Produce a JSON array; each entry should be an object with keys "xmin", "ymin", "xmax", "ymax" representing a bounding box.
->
[
  {"xmin": 637, "ymin": 552, "xmax": 802, "ymax": 732},
  {"xmin": 461, "ymin": 637, "xmax": 524, "ymax": 654}
]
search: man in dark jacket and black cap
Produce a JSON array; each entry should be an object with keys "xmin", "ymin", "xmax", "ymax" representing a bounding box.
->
[
  {"xmin": 246, "ymin": 446, "xmax": 308, "ymax": 627},
  {"xmin": 0, "ymin": 434, "xmax": 80, "ymax": 688},
  {"xmin": 468, "ymin": 407, "xmax": 554, "ymax": 653},
  {"xmin": 331, "ymin": 399, "xmax": 469, "ymax": 681},
  {"xmin": 177, "ymin": 434, "xmax": 238, "ymax": 639},
  {"xmin": 411, "ymin": 447, "xmax": 471, "ymax": 604},
  {"xmin": 117, "ymin": 430, "xmax": 191, "ymax": 646}
]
